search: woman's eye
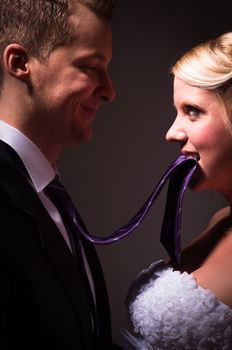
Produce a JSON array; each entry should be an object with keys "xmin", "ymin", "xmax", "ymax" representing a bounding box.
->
[{"xmin": 185, "ymin": 105, "xmax": 202, "ymax": 117}]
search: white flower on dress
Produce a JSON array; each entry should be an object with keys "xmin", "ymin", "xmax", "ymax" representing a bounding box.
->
[{"xmin": 124, "ymin": 260, "xmax": 232, "ymax": 350}]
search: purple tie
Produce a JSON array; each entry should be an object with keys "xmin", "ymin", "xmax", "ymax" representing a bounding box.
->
[
  {"xmin": 45, "ymin": 176, "xmax": 80, "ymax": 256},
  {"xmin": 49, "ymin": 155, "xmax": 197, "ymax": 266},
  {"xmin": 44, "ymin": 177, "xmax": 99, "ymax": 340},
  {"xmin": 45, "ymin": 155, "xmax": 197, "ymax": 271},
  {"xmin": 160, "ymin": 157, "xmax": 196, "ymax": 264}
]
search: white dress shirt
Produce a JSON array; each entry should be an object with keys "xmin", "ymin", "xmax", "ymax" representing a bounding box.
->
[
  {"xmin": 0, "ymin": 120, "xmax": 73, "ymax": 251},
  {"xmin": 0, "ymin": 120, "xmax": 96, "ymax": 302}
]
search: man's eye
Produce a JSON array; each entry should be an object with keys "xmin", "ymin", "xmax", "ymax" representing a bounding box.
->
[{"xmin": 83, "ymin": 66, "xmax": 97, "ymax": 73}]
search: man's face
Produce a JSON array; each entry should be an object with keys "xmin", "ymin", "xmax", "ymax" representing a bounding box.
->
[{"xmin": 30, "ymin": 4, "xmax": 115, "ymax": 150}]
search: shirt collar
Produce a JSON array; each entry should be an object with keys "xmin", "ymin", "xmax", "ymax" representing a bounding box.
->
[{"xmin": 0, "ymin": 120, "xmax": 56, "ymax": 192}]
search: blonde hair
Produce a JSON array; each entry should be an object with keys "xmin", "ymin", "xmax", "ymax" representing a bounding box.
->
[{"xmin": 172, "ymin": 32, "xmax": 232, "ymax": 134}]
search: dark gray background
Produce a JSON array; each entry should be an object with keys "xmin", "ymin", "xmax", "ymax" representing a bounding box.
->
[{"xmin": 58, "ymin": 0, "xmax": 232, "ymax": 345}]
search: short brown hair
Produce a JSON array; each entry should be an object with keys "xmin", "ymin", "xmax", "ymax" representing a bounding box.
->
[{"xmin": 0, "ymin": 0, "xmax": 115, "ymax": 87}]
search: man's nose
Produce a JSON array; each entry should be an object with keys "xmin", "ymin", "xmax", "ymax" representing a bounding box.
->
[{"xmin": 98, "ymin": 72, "xmax": 116, "ymax": 102}]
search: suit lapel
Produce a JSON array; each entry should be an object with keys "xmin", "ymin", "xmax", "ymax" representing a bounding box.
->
[
  {"xmin": 69, "ymin": 194, "xmax": 112, "ymax": 346},
  {"xmin": 0, "ymin": 141, "xmax": 94, "ymax": 349},
  {"xmin": 37, "ymin": 214, "xmax": 94, "ymax": 349},
  {"xmin": 81, "ymin": 238, "xmax": 112, "ymax": 348}
]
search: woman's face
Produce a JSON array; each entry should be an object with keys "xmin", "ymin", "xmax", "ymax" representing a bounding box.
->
[{"xmin": 166, "ymin": 77, "xmax": 232, "ymax": 197}]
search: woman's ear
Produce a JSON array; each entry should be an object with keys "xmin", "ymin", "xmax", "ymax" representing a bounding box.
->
[{"xmin": 3, "ymin": 44, "xmax": 30, "ymax": 80}]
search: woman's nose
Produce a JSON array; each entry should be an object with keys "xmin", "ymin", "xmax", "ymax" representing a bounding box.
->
[{"xmin": 166, "ymin": 117, "xmax": 187, "ymax": 142}]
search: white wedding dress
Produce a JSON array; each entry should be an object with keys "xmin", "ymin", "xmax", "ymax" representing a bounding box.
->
[{"xmin": 122, "ymin": 260, "xmax": 232, "ymax": 350}]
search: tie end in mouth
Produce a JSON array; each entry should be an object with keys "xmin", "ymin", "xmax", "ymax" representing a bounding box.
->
[{"xmin": 180, "ymin": 152, "xmax": 200, "ymax": 161}]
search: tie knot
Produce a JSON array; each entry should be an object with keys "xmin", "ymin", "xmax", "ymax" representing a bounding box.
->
[{"xmin": 45, "ymin": 176, "xmax": 72, "ymax": 206}]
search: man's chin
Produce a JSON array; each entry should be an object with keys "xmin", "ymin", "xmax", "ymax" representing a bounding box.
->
[{"xmin": 76, "ymin": 128, "xmax": 93, "ymax": 143}]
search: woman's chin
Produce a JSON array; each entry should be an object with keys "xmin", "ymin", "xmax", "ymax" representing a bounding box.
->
[
  {"xmin": 188, "ymin": 167, "xmax": 207, "ymax": 192},
  {"xmin": 189, "ymin": 183, "xmax": 205, "ymax": 192},
  {"xmin": 188, "ymin": 176, "xmax": 207, "ymax": 192}
]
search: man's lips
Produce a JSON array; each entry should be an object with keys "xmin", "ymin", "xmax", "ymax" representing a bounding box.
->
[
  {"xmin": 81, "ymin": 104, "xmax": 100, "ymax": 114},
  {"xmin": 82, "ymin": 106, "xmax": 96, "ymax": 113},
  {"xmin": 80, "ymin": 104, "xmax": 99, "ymax": 124}
]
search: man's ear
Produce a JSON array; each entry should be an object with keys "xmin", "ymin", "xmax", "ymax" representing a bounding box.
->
[{"xmin": 3, "ymin": 44, "xmax": 30, "ymax": 80}]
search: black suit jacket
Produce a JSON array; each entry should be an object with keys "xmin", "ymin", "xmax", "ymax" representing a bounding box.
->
[{"xmin": 0, "ymin": 141, "xmax": 120, "ymax": 350}]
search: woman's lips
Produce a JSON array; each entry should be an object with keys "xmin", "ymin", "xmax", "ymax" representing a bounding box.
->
[{"xmin": 181, "ymin": 151, "xmax": 200, "ymax": 161}]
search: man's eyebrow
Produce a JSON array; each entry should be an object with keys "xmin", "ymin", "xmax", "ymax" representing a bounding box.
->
[
  {"xmin": 93, "ymin": 53, "xmax": 107, "ymax": 61},
  {"xmin": 79, "ymin": 52, "xmax": 109, "ymax": 62}
]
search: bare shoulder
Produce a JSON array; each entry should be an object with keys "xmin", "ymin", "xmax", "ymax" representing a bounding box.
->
[
  {"xmin": 192, "ymin": 206, "xmax": 232, "ymax": 308},
  {"xmin": 180, "ymin": 206, "xmax": 232, "ymax": 308},
  {"xmin": 207, "ymin": 206, "xmax": 230, "ymax": 228},
  {"xmin": 193, "ymin": 238, "xmax": 232, "ymax": 308},
  {"xmin": 186, "ymin": 206, "xmax": 230, "ymax": 245},
  {"xmin": 180, "ymin": 206, "xmax": 231, "ymax": 272}
]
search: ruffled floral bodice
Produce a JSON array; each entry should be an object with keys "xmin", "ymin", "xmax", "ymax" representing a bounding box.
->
[{"xmin": 123, "ymin": 260, "xmax": 232, "ymax": 350}]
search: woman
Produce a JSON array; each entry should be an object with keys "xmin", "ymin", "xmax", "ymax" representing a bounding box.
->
[{"xmin": 123, "ymin": 32, "xmax": 232, "ymax": 349}]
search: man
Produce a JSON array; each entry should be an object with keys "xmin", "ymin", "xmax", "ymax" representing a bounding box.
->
[{"xmin": 0, "ymin": 1, "xmax": 121, "ymax": 349}]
